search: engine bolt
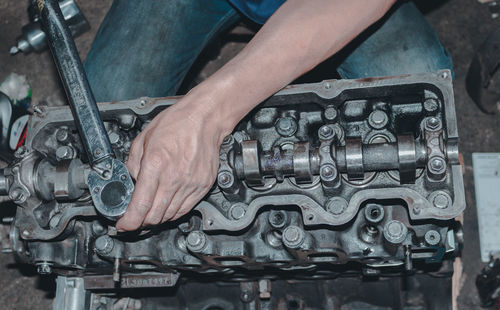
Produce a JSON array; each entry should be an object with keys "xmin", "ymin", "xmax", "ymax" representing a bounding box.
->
[
  {"xmin": 318, "ymin": 125, "xmax": 334, "ymax": 140},
  {"xmin": 424, "ymin": 230, "xmax": 441, "ymax": 246},
  {"xmin": 425, "ymin": 117, "xmax": 441, "ymax": 130},
  {"xmin": 282, "ymin": 225, "xmax": 305, "ymax": 248},
  {"xmin": 428, "ymin": 157, "xmax": 446, "ymax": 174},
  {"xmin": 186, "ymin": 231, "xmax": 207, "ymax": 252},
  {"xmin": 55, "ymin": 126, "xmax": 69, "ymax": 143},
  {"xmin": 230, "ymin": 204, "xmax": 246, "ymax": 220},
  {"xmin": 368, "ymin": 110, "xmax": 388, "ymax": 129},
  {"xmin": 56, "ymin": 145, "xmax": 74, "ymax": 160},
  {"xmin": 383, "ymin": 220, "xmax": 408, "ymax": 244},
  {"xmin": 240, "ymin": 290, "xmax": 254, "ymax": 303},
  {"xmin": 320, "ymin": 164, "xmax": 337, "ymax": 180},
  {"xmin": 324, "ymin": 106, "xmax": 338, "ymax": 121},
  {"xmin": 424, "ymin": 98, "xmax": 439, "ymax": 112},
  {"xmin": 108, "ymin": 132, "xmax": 121, "ymax": 146},
  {"xmin": 326, "ymin": 197, "xmax": 348, "ymax": 215},
  {"xmin": 276, "ymin": 117, "xmax": 297, "ymax": 137},
  {"xmin": 10, "ymin": 187, "xmax": 27, "ymax": 203},
  {"xmin": 217, "ymin": 171, "xmax": 234, "ymax": 188},
  {"xmin": 36, "ymin": 262, "xmax": 52, "ymax": 275},
  {"xmin": 95, "ymin": 235, "xmax": 114, "ymax": 255},
  {"xmin": 268, "ymin": 210, "xmax": 287, "ymax": 229},
  {"xmin": 431, "ymin": 191, "xmax": 451, "ymax": 209}
]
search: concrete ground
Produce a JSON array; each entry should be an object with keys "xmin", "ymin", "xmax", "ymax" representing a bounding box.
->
[{"xmin": 0, "ymin": 0, "xmax": 499, "ymax": 309}]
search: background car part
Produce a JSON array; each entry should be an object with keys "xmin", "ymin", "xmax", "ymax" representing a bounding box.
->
[{"xmin": 10, "ymin": 0, "xmax": 89, "ymax": 55}]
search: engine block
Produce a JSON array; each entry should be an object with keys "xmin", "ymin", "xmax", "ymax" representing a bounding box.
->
[{"xmin": 0, "ymin": 71, "xmax": 464, "ymax": 308}]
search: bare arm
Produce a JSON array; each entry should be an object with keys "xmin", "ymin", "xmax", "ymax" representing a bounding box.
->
[{"xmin": 117, "ymin": 0, "xmax": 396, "ymax": 231}]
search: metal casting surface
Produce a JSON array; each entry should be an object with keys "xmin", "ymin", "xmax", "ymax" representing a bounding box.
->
[{"xmin": 0, "ymin": 71, "xmax": 463, "ymax": 309}]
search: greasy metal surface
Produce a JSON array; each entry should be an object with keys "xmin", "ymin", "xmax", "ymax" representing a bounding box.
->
[{"xmin": 0, "ymin": 73, "xmax": 463, "ymax": 308}]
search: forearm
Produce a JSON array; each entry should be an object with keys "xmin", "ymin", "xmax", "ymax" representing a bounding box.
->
[{"xmin": 185, "ymin": 0, "xmax": 395, "ymax": 137}]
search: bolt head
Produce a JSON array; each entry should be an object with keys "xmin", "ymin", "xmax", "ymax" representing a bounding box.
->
[
  {"xmin": 95, "ymin": 235, "xmax": 114, "ymax": 254},
  {"xmin": 319, "ymin": 125, "xmax": 334, "ymax": 139},
  {"xmin": 276, "ymin": 117, "xmax": 297, "ymax": 137},
  {"xmin": 56, "ymin": 145, "xmax": 73, "ymax": 160},
  {"xmin": 368, "ymin": 110, "xmax": 388, "ymax": 129},
  {"xmin": 429, "ymin": 157, "xmax": 446, "ymax": 174},
  {"xmin": 37, "ymin": 263, "xmax": 52, "ymax": 275},
  {"xmin": 425, "ymin": 117, "xmax": 441, "ymax": 130},
  {"xmin": 324, "ymin": 106, "xmax": 338, "ymax": 121},
  {"xmin": 217, "ymin": 171, "xmax": 233, "ymax": 188},
  {"xmin": 108, "ymin": 132, "xmax": 121, "ymax": 145},
  {"xmin": 431, "ymin": 192, "xmax": 451, "ymax": 209},
  {"xmin": 320, "ymin": 164, "xmax": 337, "ymax": 181},
  {"xmin": 326, "ymin": 197, "xmax": 348, "ymax": 215},
  {"xmin": 424, "ymin": 98, "xmax": 439, "ymax": 112},
  {"xmin": 230, "ymin": 204, "xmax": 246, "ymax": 220},
  {"xmin": 424, "ymin": 230, "xmax": 441, "ymax": 246},
  {"xmin": 56, "ymin": 127, "xmax": 69, "ymax": 143},
  {"xmin": 186, "ymin": 231, "xmax": 206, "ymax": 251},
  {"xmin": 283, "ymin": 226, "xmax": 305, "ymax": 248},
  {"xmin": 383, "ymin": 220, "xmax": 408, "ymax": 244}
]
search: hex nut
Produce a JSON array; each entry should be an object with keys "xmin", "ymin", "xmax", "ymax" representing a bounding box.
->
[
  {"xmin": 425, "ymin": 117, "xmax": 441, "ymax": 131},
  {"xmin": 318, "ymin": 125, "xmax": 334, "ymax": 140}
]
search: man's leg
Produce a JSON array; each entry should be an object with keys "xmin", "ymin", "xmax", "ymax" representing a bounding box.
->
[
  {"xmin": 336, "ymin": 2, "xmax": 453, "ymax": 79},
  {"xmin": 84, "ymin": 0, "xmax": 240, "ymax": 102}
]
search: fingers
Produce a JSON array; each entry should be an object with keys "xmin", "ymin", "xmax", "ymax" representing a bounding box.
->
[
  {"xmin": 160, "ymin": 188, "xmax": 190, "ymax": 222},
  {"xmin": 126, "ymin": 132, "xmax": 145, "ymax": 179},
  {"xmin": 142, "ymin": 185, "xmax": 178, "ymax": 226},
  {"xmin": 116, "ymin": 159, "xmax": 160, "ymax": 231},
  {"xmin": 171, "ymin": 192, "xmax": 203, "ymax": 221}
]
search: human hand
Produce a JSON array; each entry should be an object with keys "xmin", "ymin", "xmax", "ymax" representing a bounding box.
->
[{"xmin": 115, "ymin": 95, "xmax": 230, "ymax": 231}]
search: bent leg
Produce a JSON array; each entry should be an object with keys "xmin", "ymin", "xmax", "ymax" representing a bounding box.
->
[
  {"xmin": 84, "ymin": 0, "xmax": 240, "ymax": 101},
  {"xmin": 336, "ymin": 2, "xmax": 453, "ymax": 79}
]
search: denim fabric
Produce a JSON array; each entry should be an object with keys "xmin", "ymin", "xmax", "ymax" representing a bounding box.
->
[
  {"xmin": 84, "ymin": 0, "xmax": 240, "ymax": 101},
  {"xmin": 228, "ymin": 0, "xmax": 286, "ymax": 24},
  {"xmin": 84, "ymin": 1, "xmax": 453, "ymax": 102},
  {"xmin": 336, "ymin": 2, "xmax": 453, "ymax": 79}
]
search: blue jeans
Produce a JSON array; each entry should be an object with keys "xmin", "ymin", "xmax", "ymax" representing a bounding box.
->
[{"xmin": 84, "ymin": 1, "xmax": 453, "ymax": 102}]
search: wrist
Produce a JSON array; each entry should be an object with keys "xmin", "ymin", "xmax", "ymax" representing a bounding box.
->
[{"xmin": 178, "ymin": 79, "xmax": 239, "ymax": 143}]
